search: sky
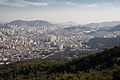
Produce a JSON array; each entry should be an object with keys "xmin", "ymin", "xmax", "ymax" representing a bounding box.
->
[{"xmin": 0, "ymin": 0, "xmax": 120, "ymax": 24}]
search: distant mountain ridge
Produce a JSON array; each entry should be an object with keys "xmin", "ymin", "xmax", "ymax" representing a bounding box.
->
[
  {"xmin": 6, "ymin": 20, "xmax": 53, "ymax": 27},
  {"xmin": 87, "ymin": 22, "xmax": 120, "ymax": 36},
  {"xmin": 85, "ymin": 21, "xmax": 120, "ymax": 28},
  {"xmin": 1, "ymin": 20, "xmax": 120, "ymax": 33},
  {"xmin": 2, "ymin": 20, "xmax": 120, "ymax": 29},
  {"xmin": 59, "ymin": 21, "xmax": 78, "ymax": 26}
]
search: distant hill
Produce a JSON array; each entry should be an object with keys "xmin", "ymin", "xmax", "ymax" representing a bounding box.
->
[
  {"xmin": 86, "ymin": 36, "xmax": 120, "ymax": 49},
  {"xmin": 108, "ymin": 24, "xmax": 120, "ymax": 32},
  {"xmin": 0, "ymin": 24, "xmax": 10, "ymax": 28},
  {"xmin": 0, "ymin": 46, "xmax": 120, "ymax": 80},
  {"xmin": 6, "ymin": 20, "xmax": 53, "ymax": 27},
  {"xmin": 64, "ymin": 25, "xmax": 90, "ymax": 30},
  {"xmin": 64, "ymin": 25, "xmax": 93, "ymax": 33},
  {"xmin": 85, "ymin": 21, "xmax": 120, "ymax": 28},
  {"xmin": 88, "ymin": 24, "xmax": 120, "ymax": 37},
  {"xmin": 59, "ymin": 21, "xmax": 78, "ymax": 26}
]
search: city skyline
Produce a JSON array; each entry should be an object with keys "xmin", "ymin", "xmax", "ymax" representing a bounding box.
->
[{"xmin": 0, "ymin": 0, "xmax": 120, "ymax": 24}]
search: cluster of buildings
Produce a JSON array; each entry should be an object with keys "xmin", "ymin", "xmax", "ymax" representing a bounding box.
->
[{"xmin": 0, "ymin": 23, "xmax": 120, "ymax": 65}]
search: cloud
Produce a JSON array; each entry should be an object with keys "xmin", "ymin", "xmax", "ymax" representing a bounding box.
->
[
  {"xmin": 65, "ymin": 2, "xmax": 77, "ymax": 6},
  {"xmin": 21, "ymin": 0, "xmax": 48, "ymax": 6},
  {"xmin": 0, "ymin": 0, "xmax": 48, "ymax": 7},
  {"xmin": 65, "ymin": 2, "xmax": 115, "ymax": 8},
  {"xmin": 84, "ymin": 3, "xmax": 114, "ymax": 8}
]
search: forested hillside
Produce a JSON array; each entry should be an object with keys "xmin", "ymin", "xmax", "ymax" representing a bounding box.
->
[
  {"xmin": 0, "ymin": 46, "xmax": 120, "ymax": 80},
  {"xmin": 86, "ymin": 36, "xmax": 120, "ymax": 49}
]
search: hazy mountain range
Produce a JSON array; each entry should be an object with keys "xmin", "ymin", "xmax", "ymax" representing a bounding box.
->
[
  {"xmin": 1, "ymin": 20, "xmax": 120, "ymax": 34},
  {"xmin": 85, "ymin": 21, "xmax": 120, "ymax": 28},
  {"xmin": 6, "ymin": 20, "xmax": 53, "ymax": 27},
  {"xmin": 0, "ymin": 20, "xmax": 120, "ymax": 29}
]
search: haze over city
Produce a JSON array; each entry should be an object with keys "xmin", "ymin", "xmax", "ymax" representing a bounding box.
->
[{"xmin": 0, "ymin": 0, "xmax": 120, "ymax": 24}]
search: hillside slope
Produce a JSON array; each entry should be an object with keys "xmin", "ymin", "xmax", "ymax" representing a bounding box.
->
[
  {"xmin": 0, "ymin": 46, "xmax": 120, "ymax": 80},
  {"xmin": 86, "ymin": 36, "xmax": 120, "ymax": 49}
]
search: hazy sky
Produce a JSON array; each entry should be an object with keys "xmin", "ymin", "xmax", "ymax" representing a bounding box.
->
[{"xmin": 0, "ymin": 0, "xmax": 120, "ymax": 24}]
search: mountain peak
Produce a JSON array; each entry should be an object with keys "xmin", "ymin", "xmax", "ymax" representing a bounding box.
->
[{"xmin": 6, "ymin": 20, "xmax": 53, "ymax": 27}]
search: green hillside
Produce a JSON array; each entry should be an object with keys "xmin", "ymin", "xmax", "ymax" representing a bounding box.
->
[
  {"xmin": 86, "ymin": 36, "xmax": 120, "ymax": 49},
  {"xmin": 0, "ymin": 46, "xmax": 120, "ymax": 80}
]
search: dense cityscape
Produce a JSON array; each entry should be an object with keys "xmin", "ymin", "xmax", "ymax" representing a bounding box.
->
[
  {"xmin": 0, "ymin": 20, "xmax": 120, "ymax": 65},
  {"xmin": 0, "ymin": 0, "xmax": 120, "ymax": 79}
]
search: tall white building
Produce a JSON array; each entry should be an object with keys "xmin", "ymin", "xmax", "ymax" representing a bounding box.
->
[
  {"xmin": 59, "ymin": 44, "xmax": 63, "ymax": 51},
  {"xmin": 50, "ymin": 35, "xmax": 56, "ymax": 42}
]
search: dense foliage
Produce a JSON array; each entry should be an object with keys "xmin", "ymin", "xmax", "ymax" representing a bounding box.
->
[{"xmin": 0, "ymin": 46, "xmax": 120, "ymax": 80}]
